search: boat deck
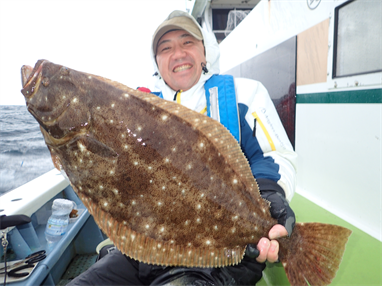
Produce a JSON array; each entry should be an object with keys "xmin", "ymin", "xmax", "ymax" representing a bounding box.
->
[{"xmin": 57, "ymin": 254, "xmax": 98, "ymax": 286}]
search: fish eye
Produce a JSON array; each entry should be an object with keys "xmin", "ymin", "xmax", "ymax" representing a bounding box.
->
[{"xmin": 60, "ymin": 66, "xmax": 70, "ymax": 75}]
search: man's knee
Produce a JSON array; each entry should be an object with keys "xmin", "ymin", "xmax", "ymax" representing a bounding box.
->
[{"xmin": 67, "ymin": 250, "xmax": 140, "ymax": 286}]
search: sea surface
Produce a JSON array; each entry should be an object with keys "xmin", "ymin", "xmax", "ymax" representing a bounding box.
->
[{"xmin": 0, "ymin": 105, "xmax": 54, "ymax": 196}]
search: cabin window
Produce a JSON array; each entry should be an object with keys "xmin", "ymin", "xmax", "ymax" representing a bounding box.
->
[
  {"xmin": 212, "ymin": 9, "xmax": 250, "ymax": 43},
  {"xmin": 333, "ymin": 0, "xmax": 382, "ymax": 77}
]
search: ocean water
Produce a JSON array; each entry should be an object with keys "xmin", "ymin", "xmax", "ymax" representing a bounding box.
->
[{"xmin": 0, "ymin": 105, "xmax": 54, "ymax": 196}]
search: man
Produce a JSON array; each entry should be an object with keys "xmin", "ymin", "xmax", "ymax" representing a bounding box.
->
[{"xmin": 68, "ymin": 10, "xmax": 297, "ymax": 286}]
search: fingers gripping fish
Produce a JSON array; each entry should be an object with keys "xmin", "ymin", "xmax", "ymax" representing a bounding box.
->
[{"xmin": 21, "ymin": 60, "xmax": 351, "ymax": 286}]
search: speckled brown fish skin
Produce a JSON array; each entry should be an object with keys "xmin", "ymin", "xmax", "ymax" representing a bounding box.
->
[{"xmin": 21, "ymin": 60, "xmax": 352, "ymax": 286}]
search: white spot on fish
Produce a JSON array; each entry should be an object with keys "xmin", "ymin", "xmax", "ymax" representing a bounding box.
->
[
  {"xmin": 113, "ymin": 189, "xmax": 119, "ymax": 195},
  {"xmin": 145, "ymin": 224, "xmax": 150, "ymax": 229},
  {"xmin": 110, "ymin": 170, "xmax": 115, "ymax": 175},
  {"xmin": 134, "ymin": 162, "xmax": 138, "ymax": 165},
  {"xmin": 97, "ymin": 106, "xmax": 100, "ymax": 110},
  {"xmin": 124, "ymin": 145, "xmax": 128, "ymax": 149},
  {"xmin": 206, "ymin": 240, "xmax": 211, "ymax": 245},
  {"xmin": 78, "ymin": 142, "xmax": 86, "ymax": 152},
  {"xmin": 132, "ymin": 201, "xmax": 136, "ymax": 205},
  {"xmin": 88, "ymin": 76, "xmax": 92, "ymax": 79},
  {"xmin": 111, "ymin": 103, "xmax": 115, "ymax": 108},
  {"xmin": 200, "ymin": 143, "xmax": 204, "ymax": 148},
  {"xmin": 162, "ymin": 115, "xmax": 168, "ymax": 121},
  {"xmin": 233, "ymin": 179, "xmax": 238, "ymax": 184},
  {"xmin": 73, "ymin": 98, "xmax": 78, "ymax": 103},
  {"xmin": 158, "ymin": 202, "xmax": 162, "ymax": 206},
  {"xmin": 214, "ymin": 225, "xmax": 218, "ymax": 230},
  {"xmin": 103, "ymin": 202, "xmax": 108, "ymax": 207},
  {"xmin": 99, "ymin": 185, "xmax": 104, "ymax": 190},
  {"xmin": 124, "ymin": 93, "xmax": 129, "ymax": 98}
]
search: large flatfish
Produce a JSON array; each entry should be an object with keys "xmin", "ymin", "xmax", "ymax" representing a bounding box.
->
[{"xmin": 21, "ymin": 60, "xmax": 351, "ymax": 286}]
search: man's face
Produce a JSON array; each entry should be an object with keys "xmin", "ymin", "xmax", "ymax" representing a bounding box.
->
[{"xmin": 156, "ymin": 30, "xmax": 206, "ymax": 92}]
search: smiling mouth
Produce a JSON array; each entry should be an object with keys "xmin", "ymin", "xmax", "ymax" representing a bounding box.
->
[{"xmin": 173, "ymin": 64, "xmax": 192, "ymax": 73}]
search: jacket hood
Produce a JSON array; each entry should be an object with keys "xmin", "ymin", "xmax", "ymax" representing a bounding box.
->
[{"xmin": 150, "ymin": 10, "xmax": 220, "ymax": 99}]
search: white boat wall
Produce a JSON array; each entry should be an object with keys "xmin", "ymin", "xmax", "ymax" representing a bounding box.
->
[
  {"xmin": 213, "ymin": 0, "xmax": 382, "ymax": 242},
  {"xmin": 1, "ymin": 0, "xmax": 381, "ymax": 285}
]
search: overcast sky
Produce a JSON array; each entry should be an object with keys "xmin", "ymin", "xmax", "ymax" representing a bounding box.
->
[{"xmin": 0, "ymin": 0, "xmax": 193, "ymax": 105}]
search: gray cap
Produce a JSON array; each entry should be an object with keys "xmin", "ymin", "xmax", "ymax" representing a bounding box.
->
[{"xmin": 152, "ymin": 16, "xmax": 203, "ymax": 55}]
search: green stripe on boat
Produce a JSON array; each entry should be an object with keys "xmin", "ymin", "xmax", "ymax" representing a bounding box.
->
[{"xmin": 297, "ymin": 88, "xmax": 382, "ymax": 104}]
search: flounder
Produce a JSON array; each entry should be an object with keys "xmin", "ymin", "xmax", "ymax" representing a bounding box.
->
[{"xmin": 21, "ymin": 60, "xmax": 351, "ymax": 286}]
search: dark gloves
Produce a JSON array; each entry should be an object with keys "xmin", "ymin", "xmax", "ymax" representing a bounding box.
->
[{"xmin": 257, "ymin": 178, "xmax": 295, "ymax": 235}]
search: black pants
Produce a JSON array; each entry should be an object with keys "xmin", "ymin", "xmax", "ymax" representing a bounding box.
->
[{"xmin": 67, "ymin": 249, "xmax": 265, "ymax": 286}]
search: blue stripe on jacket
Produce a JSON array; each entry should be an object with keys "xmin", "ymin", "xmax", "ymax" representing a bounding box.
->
[{"xmin": 238, "ymin": 103, "xmax": 281, "ymax": 182}]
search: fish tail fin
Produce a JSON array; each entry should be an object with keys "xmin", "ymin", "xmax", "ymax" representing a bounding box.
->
[{"xmin": 278, "ymin": 222, "xmax": 352, "ymax": 286}]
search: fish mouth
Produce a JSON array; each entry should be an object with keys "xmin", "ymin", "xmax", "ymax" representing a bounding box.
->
[{"xmin": 21, "ymin": 60, "xmax": 46, "ymax": 98}]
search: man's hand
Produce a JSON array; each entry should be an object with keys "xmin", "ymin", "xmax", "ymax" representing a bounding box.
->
[{"xmin": 256, "ymin": 224, "xmax": 288, "ymax": 263}]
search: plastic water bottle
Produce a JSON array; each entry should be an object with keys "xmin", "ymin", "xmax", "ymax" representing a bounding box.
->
[{"xmin": 45, "ymin": 199, "xmax": 74, "ymax": 243}]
